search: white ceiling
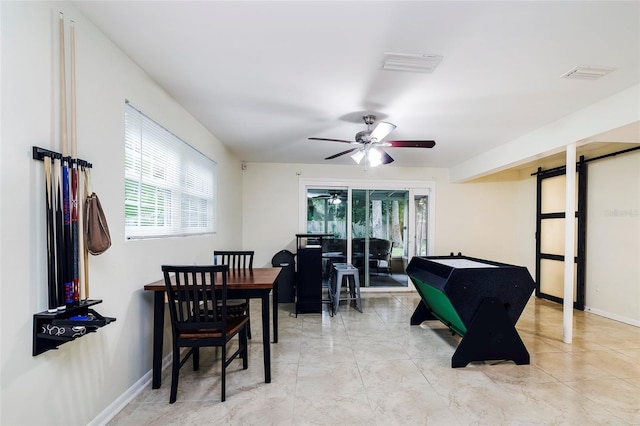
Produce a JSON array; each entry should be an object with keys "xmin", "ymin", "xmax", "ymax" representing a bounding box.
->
[{"xmin": 73, "ymin": 1, "xmax": 640, "ymax": 169}]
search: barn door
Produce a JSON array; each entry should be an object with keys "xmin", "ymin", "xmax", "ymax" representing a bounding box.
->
[{"xmin": 535, "ymin": 158, "xmax": 587, "ymax": 310}]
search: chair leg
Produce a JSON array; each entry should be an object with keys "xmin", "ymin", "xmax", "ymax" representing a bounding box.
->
[
  {"xmin": 333, "ymin": 273, "xmax": 340, "ymax": 314},
  {"xmin": 246, "ymin": 298, "xmax": 252, "ymax": 339},
  {"xmin": 241, "ymin": 326, "xmax": 249, "ymax": 370},
  {"xmin": 354, "ymin": 277, "xmax": 362, "ymax": 312},
  {"xmin": 349, "ymin": 276, "xmax": 355, "ymax": 299},
  {"xmin": 169, "ymin": 347, "xmax": 180, "ymax": 404},
  {"xmin": 193, "ymin": 347, "xmax": 200, "ymax": 371},
  {"xmin": 221, "ymin": 344, "xmax": 227, "ymax": 402}
]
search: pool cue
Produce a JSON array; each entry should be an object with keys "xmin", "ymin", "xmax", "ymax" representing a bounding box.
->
[
  {"xmin": 78, "ymin": 162, "xmax": 86, "ymax": 301},
  {"xmin": 59, "ymin": 12, "xmax": 73, "ymax": 306},
  {"xmin": 44, "ymin": 156, "xmax": 58, "ymax": 312},
  {"xmin": 70, "ymin": 19, "xmax": 80, "ymax": 302},
  {"xmin": 55, "ymin": 156, "xmax": 66, "ymax": 311},
  {"xmin": 82, "ymin": 166, "xmax": 91, "ymax": 299}
]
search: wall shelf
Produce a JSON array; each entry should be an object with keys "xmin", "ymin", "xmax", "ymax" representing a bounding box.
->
[{"xmin": 33, "ymin": 299, "xmax": 115, "ymax": 356}]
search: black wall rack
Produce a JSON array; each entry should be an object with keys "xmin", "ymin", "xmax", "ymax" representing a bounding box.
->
[
  {"xmin": 33, "ymin": 300, "xmax": 115, "ymax": 356},
  {"xmin": 32, "ymin": 146, "xmax": 92, "ymax": 168}
]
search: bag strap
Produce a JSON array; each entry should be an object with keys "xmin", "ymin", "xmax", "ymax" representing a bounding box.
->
[{"xmin": 83, "ymin": 167, "xmax": 92, "ymax": 197}]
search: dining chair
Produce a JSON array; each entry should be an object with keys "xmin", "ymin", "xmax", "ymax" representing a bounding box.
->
[
  {"xmin": 162, "ymin": 264, "xmax": 249, "ymax": 403},
  {"xmin": 213, "ymin": 250, "xmax": 254, "ymax": 338}
]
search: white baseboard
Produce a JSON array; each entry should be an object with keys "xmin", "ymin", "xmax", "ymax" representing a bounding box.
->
[
  {"xmin": 88, "ymin": 353, "xmax": 172, "ymax": 426},
  {"xmin": 584, "ymin": 306, "xmax": 640, "ymax": 327},
  {"xmin": 361, "ymin": 286, "xmax": 414, "ymax": 293}
]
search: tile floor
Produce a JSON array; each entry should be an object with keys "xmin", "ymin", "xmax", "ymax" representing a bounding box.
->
[{"xmin": 109, "ymin": 293, "xmax": 640, "ymax": 425}]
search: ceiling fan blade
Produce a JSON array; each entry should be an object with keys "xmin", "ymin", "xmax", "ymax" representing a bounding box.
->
[
  {"xmin": 369, "ymin": 121, "xmax": 397, "ymax": 142},
  {"xmin": 325, "ymin": 148, "xmax": 358, "ymax": 160},
  {"xmin": 379, "ymin": 148, "xmax": 394, "ymax": 165},
  {"xmin": 386, "ymin": 140, "xmax": 436, "ymax": 148},
  {"xmin": 309, "ymin": 137, "xmax": 353, "ymax": 144}
]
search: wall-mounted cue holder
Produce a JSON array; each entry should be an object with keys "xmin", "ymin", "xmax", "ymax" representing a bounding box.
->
[
  {"xmin": 32, "ymin": 145, "xmax": 114, "ymax": 356},
  {"xmin": 32, "ymin": 146, "xmax": 93, "ymax": 168}
]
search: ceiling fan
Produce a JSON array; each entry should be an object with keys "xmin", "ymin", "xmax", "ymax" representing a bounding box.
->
[
  {"xmin": 309, "ymin": 114, "xmax": 435, "ymax": 169},
  {"xmin": 308, "ymin": 190, "xmax": 344, "ymax": 205}
]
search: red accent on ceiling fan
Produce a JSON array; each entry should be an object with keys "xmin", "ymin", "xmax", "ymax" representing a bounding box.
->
[{"xmin": 386, "ymin": 140, "xmax": 435, "ymax": 148}]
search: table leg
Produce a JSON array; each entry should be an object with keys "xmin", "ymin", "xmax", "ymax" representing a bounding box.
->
[
  {"xmin": 272, "ymin": 281, "xmax": 278, "ymax": 343},
  {"xmin": 261, "ymin": 294, "xmax": 271, "ymax": 383},
  {"xmin": 152, "ymin": 291, "xmax": 165, "ymax": 389},
  {"xmin": 410, "ymin": 301, "xmax": 436, "ymax": 325}
]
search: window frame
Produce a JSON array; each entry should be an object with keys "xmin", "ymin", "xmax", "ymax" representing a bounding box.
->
[{"xmin": 124, "ymin": 102, "xmax": 216, "ymax": 239}]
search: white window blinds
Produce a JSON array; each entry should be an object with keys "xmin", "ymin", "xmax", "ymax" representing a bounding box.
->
[{"xmin": 124, "ymin": 102, "xmax": 216, "ymax": 239}]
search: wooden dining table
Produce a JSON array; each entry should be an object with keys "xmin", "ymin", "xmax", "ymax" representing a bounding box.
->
[{"xmin": 144, "ymin": 267, "xmax": 282, "ymax": 389}]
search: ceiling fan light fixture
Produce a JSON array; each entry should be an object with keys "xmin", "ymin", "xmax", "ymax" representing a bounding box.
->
[
  {"xmin": 368, "ymin": 147, "xmax": 383, "ymax": 167},
  {"xmin": 351, "ymin": 149, "xmax": 365, "ymax": 164}
]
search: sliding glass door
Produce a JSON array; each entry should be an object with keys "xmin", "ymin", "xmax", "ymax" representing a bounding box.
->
[
  {"xmin": 306, "ymin": 188, "xmax": 347, "ymax": 242},
  {"xmin": 302, "ymin": 180, "xmax": 434, "ymax": 289},
  {"xmin": 351, "ymin": 189, "xmax": 409, "ymax": 287}
]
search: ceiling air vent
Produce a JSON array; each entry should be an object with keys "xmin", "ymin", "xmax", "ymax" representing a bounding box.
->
[
  {"xmin": 382, "ymin": 52, "xmax": 443, "ymax": 73},
  {"xmin": 561, "ymin": 66, "xmax": 615, "ymax": 80}
]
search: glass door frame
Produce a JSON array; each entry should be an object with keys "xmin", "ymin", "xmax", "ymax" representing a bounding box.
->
[
  {"xmin": 412, "ymin": 188, "xmax": 431, "ymax": 258},
  {"xmin": 299, "ymin": 178, "xmax": 436, "ymax": 290}
]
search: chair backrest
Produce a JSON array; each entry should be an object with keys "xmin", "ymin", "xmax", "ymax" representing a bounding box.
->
[
  {"xmin": 162, "ymin": 264, "xmax": 229, "ymax": 337},
  {"xmin": 370, "ymin": 239, "xmax": 392, "ymax": 260},
  {"xmin": 214, "ymin": 250, "xmax": 254, "ymax": 272}
]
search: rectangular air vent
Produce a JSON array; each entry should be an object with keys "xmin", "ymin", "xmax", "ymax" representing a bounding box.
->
[
  {"xmin": 561, "ymin": 66, "xmax": 615, "ymax": 80},
  {"xmin": 382, "ymin": 52, "xmax": 443, "ymax": 73}
]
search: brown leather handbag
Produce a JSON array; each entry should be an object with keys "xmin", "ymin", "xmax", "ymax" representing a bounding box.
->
[{"xmin": 84, "ymin": 192, "xmax": 111, "ymax": 255}]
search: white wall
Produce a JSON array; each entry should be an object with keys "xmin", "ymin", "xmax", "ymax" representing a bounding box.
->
[
  {"xmin": 585, "ymin": 150, "xmax": 640, "ymax": 325},
  {"xmin": 0, "ymin": 2, "xmax": 242, "ymax": 425},
  {"xmin": 241, "ymin": 162, "xmax": 534, "ymax": 270}
]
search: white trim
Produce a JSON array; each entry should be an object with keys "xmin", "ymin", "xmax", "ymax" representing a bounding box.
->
[
  {"xmin": 584, "ymin": 306, "xmax": 640, "ymax": 328},
  {"xmin": 88, "ymin": 373, "xmax": 149, "ymax": 426},
  {"xmin": 409, "ymin": 186, "xmax": 436, "ymax": 259},
  {"xmin": 361, "ymin": 286, "xmax": 414, "ymax": 293},
  {"xmin": 563, "ymin": 144, "xmax": 576, "ymax": 344},
  {"xmin": 88, "ymin": 353, "xmax": 173, "ymax": 426}
]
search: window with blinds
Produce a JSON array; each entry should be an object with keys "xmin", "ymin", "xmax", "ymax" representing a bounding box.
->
[{"xmin": 124, "ymin": 102, "xmax": 216, "ymax": 239}]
